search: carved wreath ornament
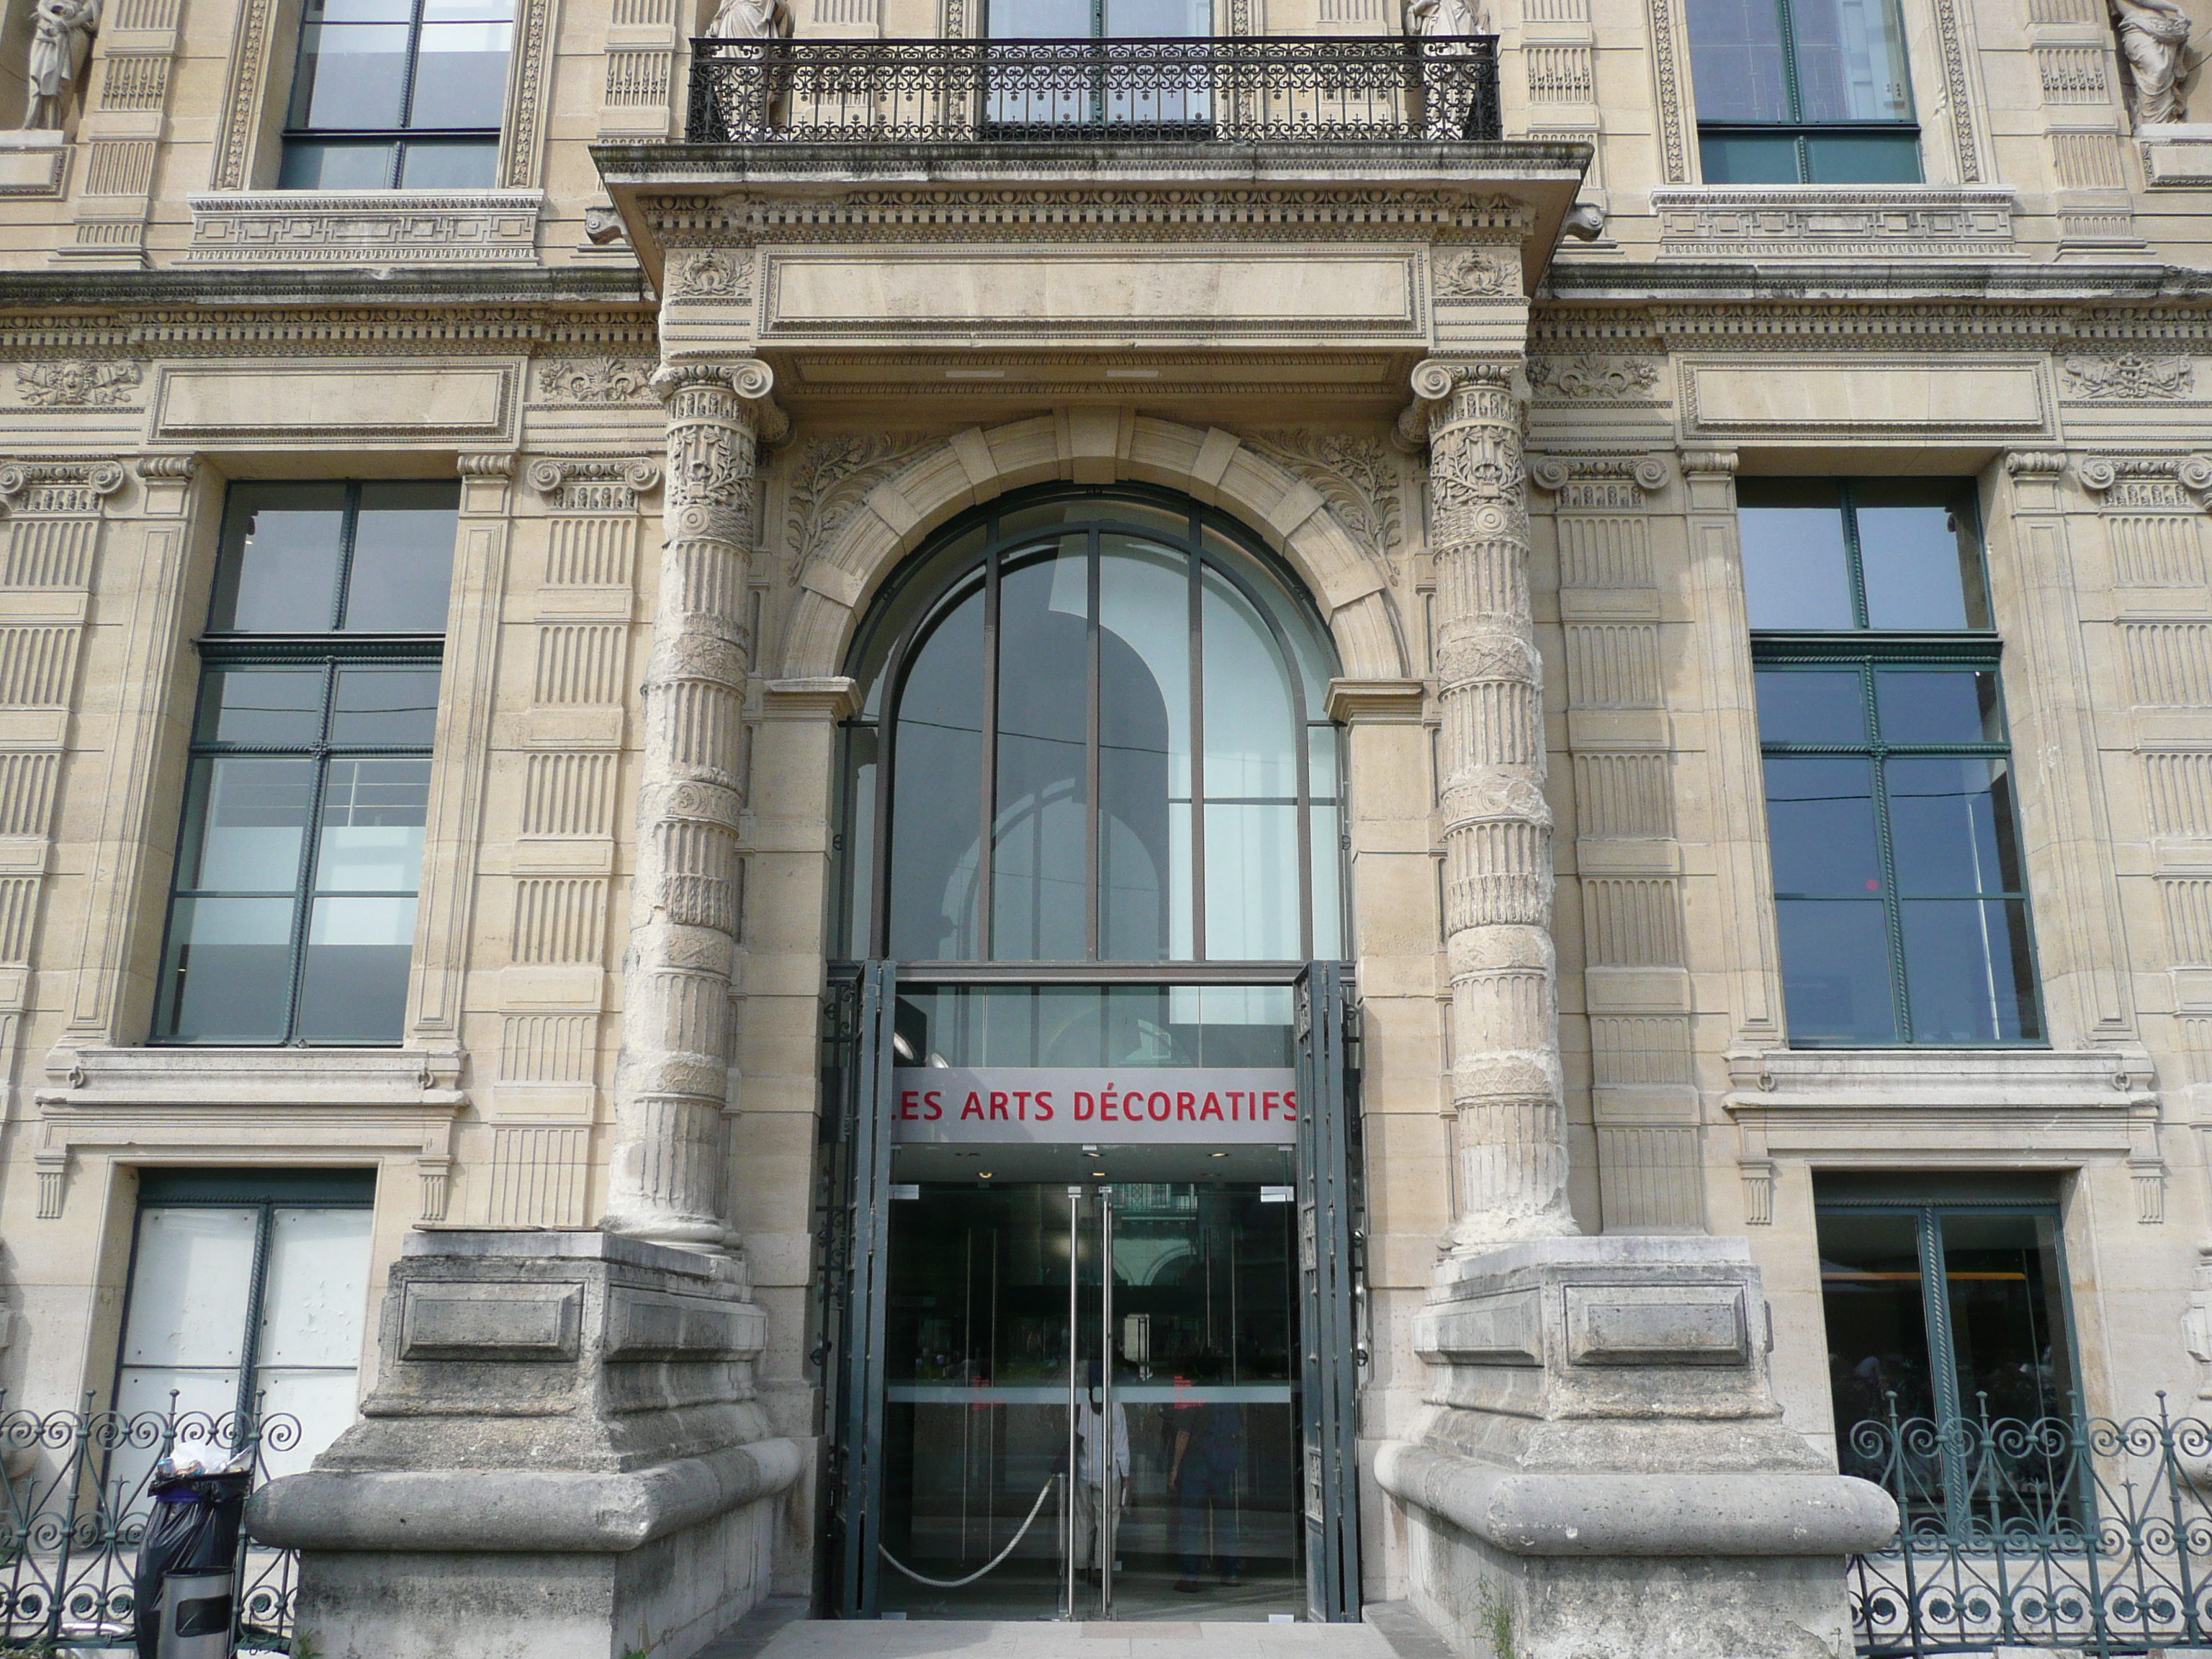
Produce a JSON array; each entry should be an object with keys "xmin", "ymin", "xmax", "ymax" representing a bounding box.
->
[
  {"xmin": 16, "ymin": 360, "xmax": 141, "ymax": 407},
  {"xmin": 2059, "ymin": 354, "xmax": 2195, "ymax": 402}
]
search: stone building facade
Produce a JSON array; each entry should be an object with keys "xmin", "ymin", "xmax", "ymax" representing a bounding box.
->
[{"xmin": 0, "ymin": 0, "xmax": 2210, "ymax": 1648}]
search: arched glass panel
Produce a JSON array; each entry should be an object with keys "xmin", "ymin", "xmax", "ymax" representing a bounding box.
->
[{"xmin": 840, "ymin": 487, "xmax": 1344, "ymax": 965}]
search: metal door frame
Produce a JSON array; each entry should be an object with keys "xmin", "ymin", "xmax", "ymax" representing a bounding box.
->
[
  {"xmin": 825, "ymin": 960, "xmax": 896, "ymax": 1618},
  {"xmin": 819, "ymin": 958, "xmax": 1364, "ymax": 1620},
  {"xmin": 1295, "ymin": 960, "xmax": 1364, "ymax": 1622}
]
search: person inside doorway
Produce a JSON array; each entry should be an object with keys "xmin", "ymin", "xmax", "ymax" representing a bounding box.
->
[
  {"xmin": 1074, "ymin": 1359, "xmax": 1130, "ymax": 1586},
  {"xmin": 1167, "ymin": 1352, "xmax": 1244, "ymax": 1592}
]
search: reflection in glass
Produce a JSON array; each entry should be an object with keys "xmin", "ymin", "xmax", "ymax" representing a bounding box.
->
[
  {"xmin": 296, "ymin": 894, "xmax": 419, "ymax": 1039},
  {"xmin": 1901, "ymin": 898, "xmax": 2039, "ymax": 1043},
  {"xmin": 994, "ymin": 542, "xmax": 1091, "ymax": 961},
  {"xmin": 1100, "ymin": 540, "xmax": 1190, "ymax": 961},
  {"xmin": 1763, "ymin": 756, "xmax": 1881, "ymax": 896},
  {"xmin": 879, "ymin": 1182, "xmax": 1300, "ymax": 1619},
  {"xmin": 1855, "ymin": 482, "xmax": 1987, "ymax": 631},
  {"xmin": 858, "ymin": 495, "xmax": 1339, "ymax": 966},
  {"xmin": 317, "ymin": 759, "xmax": 430, "ymax": 891},
  {"xmin": 896, "ymin": 983, "xmax": 1295, "ymax": 1070},
  {"xmin": 1755, "ymin": 668, "xmax": 1866, "ymax": 744},
  {"xmin": 210, "ymin": 484, "xmax": 348, "ymax": 633},
  {"xmin": 345, "ymin": 482, "xmax": 459, "ymax": 632},
  {"xmin": 1775, "ymin": 899, "xmax": 1897, "ymax": 1043},
  {"xmin": 176, "ymin": 757, "xmax": 315, "ymax": 891},
  {"xmin": 1686, "ymin": 0, "xmax": 1790, "ymax": 120},
  {"xmin": 409, "ymin": 0, "xmax": 516, "ymax": 129},
  {"xmin": 195, "ymin": 668, "xmax": 325, "ymax": 748},
  {"xmin": 1885, "ymin": 757, "xmax": 2020, "ymax": 896},
  {"xmin": 890, "ymin": 582, "xmax": 986, "ymax": 960},
  {"xmin": 1789, "ymin": 0, "xmax": 1913, "ymax": 122},
  {"xmin": 158, "ymin": 896, "xmax": 298, "ymax": 1041},
  {"xmin": 1874, "ymin": 668, "xmax": 2002, "ymax": 745},
  {"xmin": 1738, "ymin": 482, "xmax": 1852, "ymax": 629},
  {"xmin": 1819, "ymin": 1210, "xmax": 1936, "ymax": 1462},
  {"xmin": 330, "ymin": 667, "xmax": 441, "ymax": 746}
]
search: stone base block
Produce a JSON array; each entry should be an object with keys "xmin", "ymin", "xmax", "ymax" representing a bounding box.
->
[
  {"xmin": 1401, "ymin": 1506, "xmax": 1855, "ymax": 1659},
  {"xmin": 1380, "ymin": 1235, "xmax": 1897, "ymax": 1659},
  {"xmin": 296, "ymin": 1493, "xmax": 775, "ymax": 1659}
]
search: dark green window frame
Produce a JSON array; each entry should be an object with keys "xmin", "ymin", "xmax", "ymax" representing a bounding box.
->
[
  {"xmin": 1750, "ymin": 480, "xmax": 2044, "ymax": 1048},
  {"xmin": 1690, "ymin": 0, "xmax": 1922, "ymax": 183},
  {"xmin": 113, "ymin": 1167, "xmax": 378, "ymax": 1426},
  {"xmin": 1815, "ymin": 1183, "xmax": 2083, "ymax": 1539},
  {"xmin": 153, "ymin": 480, "xmax": 452, "ymax": 1047}
]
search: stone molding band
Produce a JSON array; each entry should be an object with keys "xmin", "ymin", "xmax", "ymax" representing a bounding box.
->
[
  {"xmin": 1373, "ymin": 1442, "xmax": 1897, "ymax": 1558},
  {"xmin": 249, "ymin": 1439, "xmax": 805, "ymax": 1555}
]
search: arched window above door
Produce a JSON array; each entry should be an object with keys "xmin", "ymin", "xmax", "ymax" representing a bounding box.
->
[{"xmin": 837, "ymin": 487, "xmax": 1344, "ymax": 965}]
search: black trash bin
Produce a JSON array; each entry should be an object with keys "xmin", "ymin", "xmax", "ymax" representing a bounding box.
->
[{"xmin": 133, "ymin": 1460, "xmax": 251, "ymax": 1659}]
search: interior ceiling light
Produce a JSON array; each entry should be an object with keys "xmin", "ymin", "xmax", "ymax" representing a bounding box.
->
[{"xmin": 1210, "ymin": 1151, "xmax": 1228, "ymax": 1159}]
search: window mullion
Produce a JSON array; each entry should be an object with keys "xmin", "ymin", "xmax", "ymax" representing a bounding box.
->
[
  {"xmin": 1189, "ymin": 549, "xmax": 1208, "ymax": 962},
  {"xmin": 978, "ymin": 549, "xmax": 1000, "ymax": 961},
  {"xmin": 1865, "ymin": 667, "xmax": 1914, "ymax": 1043},
  {"xmin": 1085, "ymin": 531, "xmax": 1101, "ymax": 961},
  {"xmin": 1774, "ymin": 0, "xmax": 1804, "ymax": 125},
  {"xmin": 1839, "ymin": 482, "xmax": 1869, "ymax": 633},
  {"xmin": 235, "ymin": 1202, "xmax": 277, "ymax": 1427},
  {"xmin": 284, "ymin": 673, "xmax": 337, "ymax": 1042}
]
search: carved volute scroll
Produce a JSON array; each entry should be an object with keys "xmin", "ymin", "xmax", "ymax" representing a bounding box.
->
[
  {"xmin": 1418, "ymin": 358, "xmax": 1578, "ymax": 1249},
  {"xmin": 601, "ymin": 359, "xmax": 770, "ymax": 1252}
]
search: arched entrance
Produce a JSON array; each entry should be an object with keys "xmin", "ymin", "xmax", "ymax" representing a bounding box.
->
[{"xmin": 819, "ymin": 487, "xmax": 1364, "ymax": 1624}]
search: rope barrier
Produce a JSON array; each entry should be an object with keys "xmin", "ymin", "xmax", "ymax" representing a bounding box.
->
[{"xmin": 876, "ymin": 1478, "xmax": 1060, "ymax": 1589}]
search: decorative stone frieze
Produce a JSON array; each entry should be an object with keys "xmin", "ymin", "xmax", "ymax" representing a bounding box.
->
[
  {"xmin": 1650, "ymin": 187, "xmax": 2018, "ymax": 258},
  {"xmin": 1416, "ymin": 356, "xmax": 1575, "ymax": 1249},
  {"xmin": 601, "ymin": 358, "xmax": 775, "ymax": 1253},
  {"xmin": 184, "ymin": 192, "xmax": 546, "ymax": 265}
]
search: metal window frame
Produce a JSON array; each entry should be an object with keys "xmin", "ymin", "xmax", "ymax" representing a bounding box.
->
[
  {"xmin": 150, "ymin": 481, "xmax": 450, "ymax": 1048},
  {"xmin": 109, "ymin": 1168, "xmax": 379, "ymax": 1431},
  {"xmin": 843, "ymin": 483, "xmax": 1342, "ymax": 972},
  {"xmin": 1689, "ymin": 0, "xmax": 1920, "ymax": 181},
  {"xmin": 1748, "ymin": 482, "xmax": 2046, "ymax": 1050},
  {"xmin": 1813, "ymin": 1191, "xmax": 2087, "ymax": 1542},
  {"xmin": 279, "ymin": 0, "xmax": 511, "ymax": 186}
]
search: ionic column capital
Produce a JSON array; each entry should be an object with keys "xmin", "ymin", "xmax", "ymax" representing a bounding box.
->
[
  {"xmin": 651, "ymin": 355, "xmax": 791, "ymax": 446},
  {"xmin": 1396, "ymin": 356, "xmax": 1527, "ymax": 451}
]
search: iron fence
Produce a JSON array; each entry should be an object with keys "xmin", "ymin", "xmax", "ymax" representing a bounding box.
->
[
  {"xmin": 1848, "ymin": 1393, "xmax": 2212, "ymax": 1657},
  {"xmin": 685, "ymin": 35, "xmax": 1502, "ymax": 146},
  {"xmin": 0, "ymin": 1398, "xmax": 300, "ymax": 1653}
]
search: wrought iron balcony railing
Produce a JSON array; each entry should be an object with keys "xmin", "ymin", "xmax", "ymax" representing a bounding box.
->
[{"xmin": 685, "ymin": 35, "xmax": 1502, "ymax": 146}]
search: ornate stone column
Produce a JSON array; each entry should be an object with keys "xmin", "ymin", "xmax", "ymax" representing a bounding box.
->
[
  {"xmin": 1419, "ymin": 357, "xmax": 1578, "ymax": 1248},
  {"xmin": 603, "ymin": 358, "xmax": 775, "ymax": 1250}
]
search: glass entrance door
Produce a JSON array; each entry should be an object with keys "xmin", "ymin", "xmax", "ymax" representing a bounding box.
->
[{"xmin": 876, "ymin": 1174, "xmax": 1302, "ymax": 1620}]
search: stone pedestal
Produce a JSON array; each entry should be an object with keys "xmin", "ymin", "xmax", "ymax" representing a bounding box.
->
[
  {"xmin": 1376, "ymin": 1237, "xmax": 1896, "ymax": 1659},
  {"xmin": 251, "ymin": 1231, "xmax": 801, "ymax": 1659}
]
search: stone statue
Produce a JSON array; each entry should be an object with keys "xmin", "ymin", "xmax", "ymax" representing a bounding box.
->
[
  {"xmin": 709, "ymin": 0, "xmax": 790, "ymax": 37},
  {"xmin": 20, "ymin": 0, "xmax": 96, "ymax": 131},
  {"xmin": 1408, "ymin": 0, "xmax": 1483, "ymax": 33},
  {"xmin": 2113, "ymin": 0, "xmax": 2196, "ymax": 127}
]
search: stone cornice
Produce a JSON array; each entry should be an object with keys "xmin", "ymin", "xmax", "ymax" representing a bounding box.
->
[
  {"xmin": 1543, "ymin": 256, "xmax": 2212, "ymax": 308},
  {"xmin": 0, "ymin": 266, "xmax": 652, "ymax": 316}
]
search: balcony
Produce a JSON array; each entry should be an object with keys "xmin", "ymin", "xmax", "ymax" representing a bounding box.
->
[{"xmin": 683, "ymin": 34, "xmax": 1502, "ymax": 147}]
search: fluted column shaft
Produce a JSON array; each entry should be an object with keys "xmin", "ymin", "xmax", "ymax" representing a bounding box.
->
[
  {"xmin": 603, "ymin": 359, "xmax": 770, "ymax": 1250},
  {"xmin": 1421, "ymin": 359, "xmax": 1578, "ymax": 1248}
]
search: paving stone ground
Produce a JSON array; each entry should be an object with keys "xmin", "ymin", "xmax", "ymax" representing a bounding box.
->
[{"xmin": 695, "ymin": 1597, "xmax": 1452, "ymax": 1659}]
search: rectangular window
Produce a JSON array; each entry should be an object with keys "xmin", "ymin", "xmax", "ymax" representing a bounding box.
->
[
  {"xmin": 114, "ymin": 1168, "xmax": 378, "ymax": 1485},
  {"xmin": 278, "ymin": 0, "xmax": 516, "ymax": 190},
  {"xmin": 1687, "ymin": 0, "xmax": 1920, "ymax": 182},
  {"xmin": 1746, "ymin": 480, "xmax": 2041, "ymax": 1047},
  {"xmin": 154, "ymin": 482, "xmax": 456, "ymax": 1046},
  {"xmin": 1817, "ymin": 1182, "xmax": 2080, "ymax": 1537}
]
